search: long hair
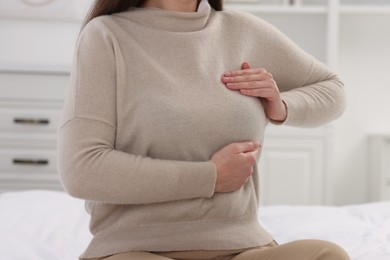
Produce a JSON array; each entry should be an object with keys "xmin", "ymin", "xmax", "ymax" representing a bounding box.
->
[{"xmin": 82, "ymin": 0, "xmax": 223, "ymax": 29}]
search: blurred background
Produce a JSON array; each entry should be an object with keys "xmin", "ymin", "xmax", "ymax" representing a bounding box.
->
[{"xmin": 0, "ymin": 0, "xmax": 389, "ymax": 206}]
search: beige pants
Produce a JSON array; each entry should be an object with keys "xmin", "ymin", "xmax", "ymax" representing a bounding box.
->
[{"xmin": 95, "ymin": 240, "xmax": 350, "ymax": 260}]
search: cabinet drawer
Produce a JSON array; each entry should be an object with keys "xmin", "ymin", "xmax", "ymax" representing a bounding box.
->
[
  {"xmin": 0, "ymin": 172, "xmax": 62, "ymax": 192},
  {"xmin": 0, "ymin": 148, "xmax": 57, "ymax": 173},
  {"xmin": 0, "ymin": 107, "xmax": 61, "ymax": 133},
  {"xmin": 0, "ymin": 179, "xmax": 62, "ymax": 192},
  {"xmin": 0, "ymin": 72, "xmax": 69, "ymax": 101}
]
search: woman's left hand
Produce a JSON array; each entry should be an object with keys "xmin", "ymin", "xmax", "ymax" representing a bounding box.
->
[{"xmin": 221, "ymin": 61, "xmax": 287, "ymax": 122}]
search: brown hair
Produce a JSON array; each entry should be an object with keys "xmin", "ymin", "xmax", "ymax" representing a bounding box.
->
[{"xmin": 83, "ymin": 0, "xmax": 223, "ymax": 29}]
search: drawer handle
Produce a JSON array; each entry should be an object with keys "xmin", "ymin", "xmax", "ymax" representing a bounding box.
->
[
  {"xmin": 14, "ymin": 118, "xmax": 50, "ymax": 125},
  {"xmin": 13, "ymin": 159, "xmax": 49, "ymax": 166}
]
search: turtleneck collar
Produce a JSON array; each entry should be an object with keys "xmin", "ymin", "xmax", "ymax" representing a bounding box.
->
[{"xmin": 115, "ymin": 0, "xmax": 212, "ymax": 33}]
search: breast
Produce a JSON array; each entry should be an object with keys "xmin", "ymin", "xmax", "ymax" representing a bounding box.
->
[{"xmin": 116, "ymin": 71, "xmax": 268, "ymax": 162}]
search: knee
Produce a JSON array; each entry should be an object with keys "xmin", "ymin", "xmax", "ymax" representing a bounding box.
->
[{"xmin": 312, "ymin": 240, "xmax": 350, "ymax": 260}]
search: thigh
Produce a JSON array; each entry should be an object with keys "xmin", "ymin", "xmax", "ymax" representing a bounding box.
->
[
  {"xmin": 99, "ymin": 251, "xmax": 173, "ymax": 260},
  {"xmin": 231, "ymin": 239, "xmax": 350, "ymax": 260}
]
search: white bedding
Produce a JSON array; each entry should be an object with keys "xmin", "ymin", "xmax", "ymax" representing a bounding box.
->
[{"xmin": 0, "ymin": 190, "xmax": 389, "ymax": 260}]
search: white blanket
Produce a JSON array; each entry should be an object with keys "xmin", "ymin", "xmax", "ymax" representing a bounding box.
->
[
  {"xmin": 259, "ymin": 202, "xmax": 390, "ymax": 260},
  {"xmin": 0, "ymin": 190, "xmax": 389, "ymax": 260}
]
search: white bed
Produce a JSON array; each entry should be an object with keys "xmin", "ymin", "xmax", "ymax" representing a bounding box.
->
[{"xmin": 0, "ymin": 190, "xmax": 389, "ymax": 260}]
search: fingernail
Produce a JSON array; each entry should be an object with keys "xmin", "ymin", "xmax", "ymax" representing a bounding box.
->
[{"xmin": 224, "ymin": 72, "xmax": 232, "ymax": 76}]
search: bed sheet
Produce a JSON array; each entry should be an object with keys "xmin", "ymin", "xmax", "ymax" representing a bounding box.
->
[
  {"xmin": 0, "ymin": 190, "xmax": 389, "ymax": 260},
  {"xmin": 0, "ymin": 190, "xmax": 91, "ymax": 260},
  {"xmin": 259, "ymin": 202, "xmax": 390, "ymax": 260}
]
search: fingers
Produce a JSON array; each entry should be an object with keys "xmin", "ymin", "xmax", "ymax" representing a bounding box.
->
[
  {"xmin": 213, "ymin": 140, "xmax": 261, "ymax": 193},
  {"xmin": 226, "ymin": 80, "xmax": 274, "ymax": 91},
  {"xmin": 240, "ymin": 86, "xmax": 275, "ymax": 98},
  {"xmin": 222, "ymin": 74, "xmax": 269, "ymax": 88},
  {"xmin": 227, "ymin": 141, "xmax": 260, "ymax": 154},
  {"xmin": 226, "ymin": 80, "xmax": 277, "ymax": 100},
  {"xmin": 221, "ymin": 62, "xmax": 279, "ymax": 102},
  {"xmin": 221, "ymin": 68, "xmax": 274, "ymax": 90},
  {"xmin": 223, "ymin": 67, "xmax": 267, "ymax": 77},
  {"xmin": 244, "ymin": 148, "xmax": 261, "ymax": 164},
  {"xmin": 224, "ymin": 60, "xmax": 267, "ymax": 77},
  {"xmin": 241, "ymin": 61, "xmax": 251, "ymax": 70}
]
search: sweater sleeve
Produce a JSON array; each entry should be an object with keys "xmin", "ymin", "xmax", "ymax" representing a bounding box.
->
[
  {"xmin": 279, "ymin": 57, "xmax": 346, "ymax": 128},
  {"xmin": 57, "ymin": 19, "xmax": 217, "ymax": 205},
  {"xmin": 247, "ymin": 14, "xmax": 346, "ymax": 127}
]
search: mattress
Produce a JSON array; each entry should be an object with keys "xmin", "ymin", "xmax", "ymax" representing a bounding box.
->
[{"xmin": 0, "ymin": 190, "xmax": 389, "ymax": 260}]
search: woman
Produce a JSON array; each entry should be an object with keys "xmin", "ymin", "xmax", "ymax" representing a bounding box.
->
[{"xmin": 58, "ymin": 0, "xmax": 349, "ymax": 259}]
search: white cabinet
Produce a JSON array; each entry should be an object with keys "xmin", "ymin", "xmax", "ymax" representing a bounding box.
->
[
  {"xmin": 260, "ymin": 134, "xmax": 325, "ymax": 205},
  {"xmin": 368, "ymin": 135, "xmax": 390, "ymax": 201},
  {"xmin": 0, "ymin": 71, "xmax": 69, "ymax": 192},
  {"xmin": 258, "ymin": 124, "xmax": 328, "ymax": 205}
]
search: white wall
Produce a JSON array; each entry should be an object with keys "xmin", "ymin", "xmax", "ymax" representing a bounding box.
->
[{"xmin": 330, "ymin": 13, "xmax": 390, "ymax": 204}]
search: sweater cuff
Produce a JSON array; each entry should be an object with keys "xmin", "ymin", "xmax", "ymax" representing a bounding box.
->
[{"xmin": 185, "ymin": 160, "xmax": 217, "ymax": 199}]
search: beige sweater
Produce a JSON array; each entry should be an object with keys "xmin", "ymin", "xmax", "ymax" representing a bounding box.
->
[{"xmin": 57, "ymin": 1, "xmax": 346, "ymax": 258}]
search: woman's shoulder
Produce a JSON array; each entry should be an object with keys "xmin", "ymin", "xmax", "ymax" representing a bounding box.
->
[
  {"xmin": 78, "ymin": 14, "xmax": 124, "ymax": 45},
  {"xmin": 215, "ymin": 8, "xmax": 280, "ymax": 34},
  {"xmin": 216, "ymin": 8, "xmax": 293, "ymax": 46},
  {"xmin": 82, "ymin": 15, "xmax": 116, "ymax": 35},
  {"xmin": 218, "ymin": 8, "xmax": 268, "ymax": 26}
]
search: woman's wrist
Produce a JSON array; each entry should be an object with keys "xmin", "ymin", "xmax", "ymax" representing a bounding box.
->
[{"xmin": 265, "ymin": 99, "xmax": 288, "ymax": 122}]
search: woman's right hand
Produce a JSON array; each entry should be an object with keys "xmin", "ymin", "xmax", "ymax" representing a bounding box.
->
[{"xmin": 211, "ymin": 141, "xmax": 261, "ymax": 193}]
